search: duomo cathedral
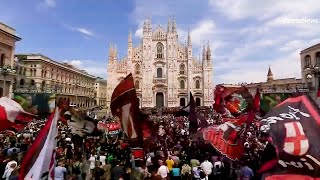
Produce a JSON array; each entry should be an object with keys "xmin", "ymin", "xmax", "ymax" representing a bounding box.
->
[{"xmin": 106, "ymin": 18, "xmax": 214, "ymax": 108}]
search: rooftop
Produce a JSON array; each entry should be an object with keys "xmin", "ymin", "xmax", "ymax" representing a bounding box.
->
[
  {"xmin": 301, "ymin": 42, "xmax": 320, "ymax": 53},
  {"xmin": 15, "ymin": 53, "xmax": 96, "ymax": 78},
  {"xmin": 0, "ymin": 22, "xmax": 21, "ymax": 41}
]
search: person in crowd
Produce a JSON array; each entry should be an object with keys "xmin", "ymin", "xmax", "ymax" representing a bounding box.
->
[
  {"xmin": 200, "ymin": 158, "xmax": 213, "ymax": 180},
  {"xmin": 94, "ymin": 162, "xmax": 105, "ymax": 180},
  {"xmin": 88, "ymin": 151, "xmax": 97, "ymax": 176},
  {"xmin": 157, "ymin": 160, "xmax": 169, "ymax": 179},
  {"xmin": 181, "ymin": 162, "xmax": 191, "ymax": 179},
  {"xmin": 171, "ymin": 164, "xmax": 181, "ymax": 180},
  {"xmin": 240, "ymin": 163, "xmax": 254, "ymax": 180},
  {"xmin": 213, "ymin": 157, "xmax": 224, "ymax": 179},
  {"xmin": 111, "ymin": 161, "xmax": 124, "ymax": 180},
  {"xmin": 72, "ymin": 156, "xmax": 83, "ymax": 180},
  {"xmin": 165, "ymin": 156, "xmax": 174, "ymax": 172},
  {"xmin": 54, "ymin": 161, "xmax": 67, "ymax": 180},
  {"xmin": 2, "ymin": 162, "xmax": 17, "ymax": 180}
]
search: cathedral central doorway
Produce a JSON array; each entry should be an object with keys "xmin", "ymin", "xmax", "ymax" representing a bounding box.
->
[
  {"xmin": 156, "ymin": 92, "xmax": 164, "ymax": 108},
  {"xmin": 196, "ymin": 98, "xmax": 201, "ymax": 106},
  {"xmin": 180, "ymin": 98, "xmax": 186, "ymax": 107}
]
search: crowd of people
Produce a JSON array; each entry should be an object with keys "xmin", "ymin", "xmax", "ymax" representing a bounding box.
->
[{"xmin": 0, "ymin": 106, "xmax": 271, "ymax": 180}]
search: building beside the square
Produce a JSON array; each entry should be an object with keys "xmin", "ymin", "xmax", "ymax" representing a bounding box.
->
[
  {"xmin": 106, "ymin": 18, "xmax": 214, "ymax": 108},
  {"xmin": 94, "ymin": 77, "xmax": 107, "ymax": 107},
  {"xmin": 0, "ymin": 22, "xmax": 21, "ymax": 97},
  {"xmin": 300, "ymin": 43, "xmax": 320, "ymax": 102},
  {"xmin": 14, "ymin": 54, "xmax": 96, "ymax": 108},
  {"xmin": 245, "ymin": 67, "xmax": 305, "ymax": 95}
]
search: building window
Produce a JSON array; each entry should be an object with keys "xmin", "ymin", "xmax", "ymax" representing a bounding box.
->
[
  {"xmin": 20, "ymin": 79, "xmax": 25, "ymax": 86},
  {"xmin": 135, "ymin": 80, "xmax": 140, "ymax": 89},
  {"xmin": 305, "ymin": 55, "xmax": 311, "ymax": 67},
  {"xmin": 157, "ymin": 68, "xmax": 162, "ymax": 78},
  {"xmin": 179, "ymin": 64, "xmax": 185, "ymax": 74},
  {"xmin": 180, "ymin": 80, "xmax": 185, "ymax": 89},
  {"xmin": 156, "ymin": 42, "xmax": 164, "ymax": 59},
  {"xmin": 316, "ymin": 52, "xmax": 320, "ymax": 66},
  {"xmin": 135, "ymin": 64, "xmax": 141, "ymax": 74},
  {"xmin": 195, "ymin": 80, "xmax": 200, "ymax": 89},
  {"xmin": 306, "ymin": 74, "xmax": 313, "ymax": 88},
  {"xmin": 31, "ymin": 80, "xmax": 35, "ymax": 86},
  {"xmin": 0, "ymin": 54, "xmax": 4, "ymax": 67}
]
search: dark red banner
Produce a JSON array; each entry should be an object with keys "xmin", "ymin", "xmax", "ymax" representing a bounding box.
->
[
  {"xmin": 202, "ymin": 126, "xmax": 245, "ymax": 161},
  {"xmin": 97, "ymin": 121, "xmax": 121, "ymax": 132}
]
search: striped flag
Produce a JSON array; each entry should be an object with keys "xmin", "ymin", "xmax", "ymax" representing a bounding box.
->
[{"xmin": 19, "ymin": 108, "xmax": 60, "ymax": 180}]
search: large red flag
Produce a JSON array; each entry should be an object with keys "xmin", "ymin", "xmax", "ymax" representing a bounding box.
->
[
  {"xmin": 0, "ymin": 97, "xmax": 36, "ymax": 132},
  {"xmin": 19, "ymin": 108, "xmax": 60, "ymax": 180},
  {"xmin": 110, "ymin": 73, "xmax": 152, "ymax": 140}
]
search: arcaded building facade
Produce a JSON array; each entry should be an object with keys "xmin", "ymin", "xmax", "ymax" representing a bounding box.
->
[
  {"xmin": 106, "ymin": 18, "xmax": 214, "ymax": 108},
  {"xmin": 300, "ymin": 43, "xmax": 320, "ymax": 102}
]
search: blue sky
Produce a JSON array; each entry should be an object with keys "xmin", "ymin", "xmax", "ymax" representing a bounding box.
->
[{"xmin": 1, "ymin": 0, "xmax": 320, "ymax": 84}]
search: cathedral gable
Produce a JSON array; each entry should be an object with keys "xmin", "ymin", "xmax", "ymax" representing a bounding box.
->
[{"xmin": 153, "ymin": 25, "xmax": 166, "ymax": 41}]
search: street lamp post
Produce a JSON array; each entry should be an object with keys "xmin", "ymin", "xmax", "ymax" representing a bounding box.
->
[{"xmin": 0, "ymin": 66, "xmax": 16, "ymax": 97}]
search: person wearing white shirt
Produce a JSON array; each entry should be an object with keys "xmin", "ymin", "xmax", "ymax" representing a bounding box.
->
[
  {"xmin": 200, "ymin": 159, "xmax": 213, "ymax": 180},
  {"xmin": 88, "ymin": 154, "xmax": 96, "ymax": 175},
  {"xmin": 2, "ymin": 163, "xmax": 17, "ymax": 180},
  {"xmin": 157, "ymin": 161, "xmax": 169, "ymax": 179}
]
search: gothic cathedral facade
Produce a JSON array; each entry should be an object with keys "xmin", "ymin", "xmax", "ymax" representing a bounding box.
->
[{"xmin": 106, "ymin": 18, "xmax": 214, "ymax": 108}]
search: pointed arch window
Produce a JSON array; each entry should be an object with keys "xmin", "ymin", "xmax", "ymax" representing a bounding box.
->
[
  {"xmin": 179, "ymin": 64, "xmax": 185, "ymax": 74},
  {"xmin": 135, "ymin": 64, "xmax": 141, "ymax": 74},
  {"xmin": 195, "ymin": 80, "xmax": 200, "ymax": 89},
  {"xmin": 156, "ymin": 42, "xmax": 164, "ymax": 59},
  {"xmin": 135, "ymin": 80, "xmax": 140, "ymax": 89},
  {"xmin": 180, "ymin": 80, "xmax": 185, "ymax": 89},
  {"xmin": 157, "ymin": 68, "xmax": 163, "ymax": 78}
]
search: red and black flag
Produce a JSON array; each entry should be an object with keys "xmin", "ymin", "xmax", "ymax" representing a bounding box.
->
[
  {"xmin": 202, "ymin": 118, "xmax": 246, "ymax": 161},
  {"xmin": 110, "ymin": 73, "xmax": 152, "ymax": 141},
  {"xmin": 213, "ymin": 85, "xmax": 254, "ymax": 117},
  {"xmin": 259, "ymin": 94, "xmax": 320, "ymax": 179}
]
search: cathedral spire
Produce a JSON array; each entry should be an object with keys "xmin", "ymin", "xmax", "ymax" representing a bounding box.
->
[
  {"xmin": 187, "ymin": 28, "xmax": 191, "ymax": 46},
  {"xmin": 167, "ymin": 16, "xmax": 171, "ymax": 33},
  {"xmin": 202, "ymin": 41, "xmax": 206, "ymax": 61},
  {"xmin": 128, "ymin": 29, "xmax": 132, "ymax": 47},
  {"xmin": 172, "ymin": 16, "xmax": 176, "ymax": 33},
  {"xmin": 207, "ymin": 40, "xmax": 211, "ymax": 61}
]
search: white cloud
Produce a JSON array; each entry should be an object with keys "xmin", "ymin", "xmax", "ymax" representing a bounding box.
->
[
  {"xmin": 209, "ymin": 0, "xmax": 320, "ymax": 20},
  {"xmin": 76, "ymin": 28, "xmax": 94, "ymax": 37},
  {"xmin": 63, "ymin": 60, "xmax": 106, "ymax": 78},
  {"xmin": 216, "ymin": 49, "xmax": 302, "ymax": 84},
  {"xmin": 190, "ymin": 20, "xmax": 216, "ymax": 47},
  {"xmin": 129, "ymin": 0, "xmax": 320, "ymax": 85},
  {"xmin": 44, "ymin": 0, "xmax": 56, "ymax": 8},
  {"xmin": 63, "ymin": 60, "xmax": 83, "ymax": 67},
  {"xmin": 280, "ymin": 40, "xmax": 304, "ymax": 52},
  {"xmin": 134, "ymin": 27, "xmax": 143, "ymax": 38}
]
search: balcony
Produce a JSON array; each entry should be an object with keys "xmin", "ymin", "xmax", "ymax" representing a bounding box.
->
[
  {"xmin": 153, "ymin": 77, "xmax": 166, "ymax": 84},
  {"xmin": 153, "ymin": 58, "xmax": 165, "ymax": 65},
  {"xmin": 193, "ymin": 89, "xmax": 203, "ymax": 94},
  {"xmin": 178, "ymin": 89, "xmax": 187, "ymax": 94}
]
